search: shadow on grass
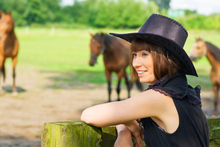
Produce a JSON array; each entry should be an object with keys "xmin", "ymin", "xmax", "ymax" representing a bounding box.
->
[
  {"xmin": 40, "ymin": 67, "xmax": 214, "ymax": 92},
  {"xmin": 0, "ymin": 136, "xmax": 40, "ymax": 147},
  {"xmin": 42, "ymin": 69, "xmax": 110, "ymax": 89},
  {"xmin": 41, "ymin": 69, "xmax": 146, "ymax": 91},
  {"xmin": 2, "ymin": 86, "xmax": 26, "ymax": 93}
]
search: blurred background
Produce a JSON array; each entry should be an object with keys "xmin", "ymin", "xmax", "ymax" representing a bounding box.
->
[{"xmin": 0, "ymin": 0, "xmax": 220, "ymax": 146}]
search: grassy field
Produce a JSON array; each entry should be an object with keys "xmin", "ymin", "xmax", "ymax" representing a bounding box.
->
[{"xmin": 9, "ymin": 27, "xmax": 220, "ymax": 89}]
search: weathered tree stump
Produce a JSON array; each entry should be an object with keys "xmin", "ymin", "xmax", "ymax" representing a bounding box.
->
[{"xmin": 42, "ymin": 117, "xmax": 220, "ymax": 147}]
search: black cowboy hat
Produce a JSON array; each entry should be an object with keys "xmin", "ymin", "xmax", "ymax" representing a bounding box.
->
[{"xmin": 110, "ymin": 14, "xmax": 197, "ymax": 77}]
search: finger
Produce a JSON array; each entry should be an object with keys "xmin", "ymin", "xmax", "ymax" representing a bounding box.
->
[
  {"xmin": 135, "ymin": 142, "xmax": 141, "ymax": 147},
  {"xmin": 134, "ymin": 136, "xmax": 142, "ymax": 147},
  {"xmin": 135, "ymin": 142, "xmax": 142, "ymax": 147},
  {"xmin": 140, "ymin": 132, "xmax": 144, "ymax": 140}
]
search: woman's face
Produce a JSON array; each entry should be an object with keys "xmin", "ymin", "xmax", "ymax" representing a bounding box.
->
[{"xmin": 132, "ymin": 50, "xmax": 157, "ymax": 85}]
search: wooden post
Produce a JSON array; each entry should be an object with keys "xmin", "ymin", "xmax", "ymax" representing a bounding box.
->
[
  {"xmin": 207, "ymin": 117, "xmax": 220, "ymax": 146},
  {"xmin": 42, "ymin": 117, "xmax": 220, "ymax": 147},
  {"xmin": 41, "ymin": 121, "xmax": 102, "ymax": 147}
]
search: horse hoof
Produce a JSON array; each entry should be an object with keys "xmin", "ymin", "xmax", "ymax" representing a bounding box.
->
[{"xmin": 12, "ymin": 91, "xmax": 18, "ymax": 96}]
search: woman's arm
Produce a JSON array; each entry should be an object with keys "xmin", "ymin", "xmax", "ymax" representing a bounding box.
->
[
  {"xmin": 114, "ymin": 124, "xmax": 133, "ymax": 147},
  {"xmin": 114, "ymin": 123, "xmax": 143, "ymax": 147},
  {"xmin": 81, "ymin": 89, "xmax": 172, "ymax": 127},
  {"xmin": 125, "ymin": 120, "xmax": 143, "ymax": 147}
]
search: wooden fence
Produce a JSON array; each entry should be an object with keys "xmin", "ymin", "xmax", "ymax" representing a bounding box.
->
[{"xmin": 41, "ymin": 117, "xmax": 220, "ymax": 147}]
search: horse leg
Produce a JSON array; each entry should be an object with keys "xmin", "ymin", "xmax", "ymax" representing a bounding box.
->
[
  {"xmin": 2, "ymin": 62, "xmax": 5, "ymax": 83},
  {"xmin": 105, "ymin": 69, "xmax": 112, "ymax": 102},
  {"xmin": 136, "ymin": 79, "xmax": 144, "ymax": 91},
  {"xmin": 212, "ymin": 83, "xmax": 219, "ymax": 117},
  {"xmin": 123, "ymin": 69, "xmax": 130, "ymax": 98},
  {"xmin": 12, "ymin": 56, "xmax": 18, "ymax": 95},
  {"xmin": 116, "ymin": 70, "xmax": 124, "ymax": 101},
  {"xmin": 0, "ymin": 57, "xmax": 5, "ymax": 91}
]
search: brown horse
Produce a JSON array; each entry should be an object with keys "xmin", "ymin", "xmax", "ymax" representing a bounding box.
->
[
  {"xmin": 89, "ymin": 32, "xmax": 143, "ymax": 102},
  {"xmin": 0, "ymin": 11, "xmax": 19, "ymax": 95},
  {"xmin": 189, "ymin": 38, "xmax": 220, "ymax": 117}
]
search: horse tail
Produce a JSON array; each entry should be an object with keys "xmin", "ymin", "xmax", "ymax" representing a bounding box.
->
[
  {"xmin": 2, "ymin": 64, "xmax": 5, "ymax": 82},
  {"xmin": 135, "ymin": 80, "xmax": 144, "ymax": 91}
]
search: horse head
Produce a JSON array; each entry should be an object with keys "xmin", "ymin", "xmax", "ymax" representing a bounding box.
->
[
  {"xmin": 0, "ymin": 11, "xmax": 15, "ymax": 39},
  {"xmin": 89, "ymin": 33, "xmax": 106, "ymax": 66},
  {"xmin": 189, "ymin": 38, "xmax": 207, "ymax": 61}
]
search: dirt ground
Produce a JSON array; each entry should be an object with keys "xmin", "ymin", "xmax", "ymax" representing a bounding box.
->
[{"xmin": 0, "ymin": 64, "xmax": 219, "ymax": 147}]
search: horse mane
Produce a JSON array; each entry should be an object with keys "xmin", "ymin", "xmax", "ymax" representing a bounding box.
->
[
  {"xmin": 103, "ymin": 33, "xmax": 114, "ymax": 44},
  {"xmin": 102, "ymin": 33, "xmax": 123, "ymax": 49},
  {"xmin": 205, "ymin": 41, "xmax": 220, "ymax": 62},
  {"xmin": 93, "ymin": 33, "xmax": 114, "ymax": 44},
  {"xmin": 93, "ymin": 33, "xmax": 129, "ymax": 52}
]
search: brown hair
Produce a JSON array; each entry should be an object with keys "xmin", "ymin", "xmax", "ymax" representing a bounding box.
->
[{"xmin": 130, "ymin": 38, "xmax": 182, "ymax": 81}]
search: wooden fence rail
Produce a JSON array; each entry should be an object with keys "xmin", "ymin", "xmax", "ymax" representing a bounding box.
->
[{"xmin": 41, "ymin": 117, "xmax": 220, "ymax": 147}]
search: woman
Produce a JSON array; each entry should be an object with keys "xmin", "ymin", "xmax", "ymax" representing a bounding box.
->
[{"xmin": 81, "ymin": 14, "xmax": 209, "ymax": 147}]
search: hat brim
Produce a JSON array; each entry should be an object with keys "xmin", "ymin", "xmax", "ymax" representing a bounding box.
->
[{"xmin": 110, "ymin": 32, "xmax": 197, "ymax": 77}]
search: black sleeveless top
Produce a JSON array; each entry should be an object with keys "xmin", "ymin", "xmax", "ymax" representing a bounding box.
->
[{"xmin": 140, "ymin": 71, "xmax": 209, "ymax": 147}]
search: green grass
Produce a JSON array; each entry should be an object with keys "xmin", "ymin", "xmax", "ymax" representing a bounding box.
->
[{"xmin": 8, "ymin": 27, "xmax": 220, "ymax": 89}]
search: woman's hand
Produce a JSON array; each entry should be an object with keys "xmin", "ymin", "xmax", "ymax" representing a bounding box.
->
[
  {"xmin": 114, "ymin": 124, "xmax": 133, "ymax": 147},
  {"xmin": 125, "ymin": 120, "xmax": 144, "ymax": 147}
]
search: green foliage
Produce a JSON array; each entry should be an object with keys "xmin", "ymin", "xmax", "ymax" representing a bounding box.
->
[
  {"xmin": 185, "ymin": 9, "xmax": 197, "ymax": 16},
  {"xmin": 1, "ymin": 0, "xmax": 220, "ymax": 30},
  {"xmin": 24, "ymin": 0, "xmax": 49, "ymax": 24},
  {"xmin": 0, "ymin": 0, "xmax": 61, "ymax": 25},
  {"xmin": 60, "ymin": 0, "xmax": 160, "ymax": 28},
  {"xmin": 149, "ymin": 0, "xmax": 170, "ymax": 11},
  {"xmin": 176, "ymin": 14, "xmax": 220, "ymax": 30},
  {"xmin": 0, "ymin": 0, "xmax": 27, "ymax": 25},
  {"xmin": 85, "ymin": 0, "xmax": 159, "ymax": 28},
  {"xmin": 0, "ymin": 0, "xmax": 160, "ymax": 28},
  {"xmin": 146, "ymin": 1, "xmax": 160, "ymax": 17}
]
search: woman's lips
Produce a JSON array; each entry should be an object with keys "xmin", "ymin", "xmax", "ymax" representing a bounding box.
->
[{"xmin": 137, "ymin": 71, "xmax": 147, "ymax": 77}]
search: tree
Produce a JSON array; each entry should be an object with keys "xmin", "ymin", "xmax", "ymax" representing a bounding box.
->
[
  {"xmin": 149, "ymin": 0, "xmax": 170, "ymax": 10},
  {"xmin": 43, "ymin": 0, "xmax": 62, "ymax": 22},
  {"xmin": 0, "ymin": 0, "xmax": 27, "ymax": 25},
  {"xmin": 185, "ymin": 9, "xmax": 197, "ymax": 16},
  {"xmin": 70, "ymin": 0, "xmax": 159, "ymax": 28},
  {"xmin": 24, "ymin": 0, "xmax": 54, "ymax": 24}
]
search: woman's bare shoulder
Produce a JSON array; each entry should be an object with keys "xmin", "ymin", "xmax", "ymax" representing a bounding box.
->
[
  {"xmin": 131, "ymin": 89, "xmax": 172, "ymax": 103},
  {"xmin": 125, "ymin": 89, "xmax": 173, "ymax": 118}
]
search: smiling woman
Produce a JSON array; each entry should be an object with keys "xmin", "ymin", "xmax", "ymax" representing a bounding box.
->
[
  {"xmin": 132, "ymin": 49, "xmax": 156, "ymax": 84},
  {"xmin": 130, "ymin": 39, "xmax": 181, "ymax": 84},
  {"xmin": 81, "ymin": 14, "xmax": 209, "ymax": 147}
]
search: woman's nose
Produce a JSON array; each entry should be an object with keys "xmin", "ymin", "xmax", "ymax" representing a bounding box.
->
[{"xmin": 132, "ymin": 57, "xmax": 141, "ymax": 68}]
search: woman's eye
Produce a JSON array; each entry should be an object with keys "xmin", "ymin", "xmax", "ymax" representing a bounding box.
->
[
  {"xmin": 142, "ymin": 53, "xmax": 148, "ymax": 56},
  {"xmin": 132, "ymin": 53, "xmax": 137, "ymax": 57}
]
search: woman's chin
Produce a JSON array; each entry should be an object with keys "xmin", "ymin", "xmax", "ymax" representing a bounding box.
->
[{"xmin": 139, "ymin": 79, "xmax": 147, "ymax": 83}]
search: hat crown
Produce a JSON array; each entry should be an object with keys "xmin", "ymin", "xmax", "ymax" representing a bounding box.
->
[{"xmin": 138, "ymin": 14, "xmax": 188, "ymax": 48}]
